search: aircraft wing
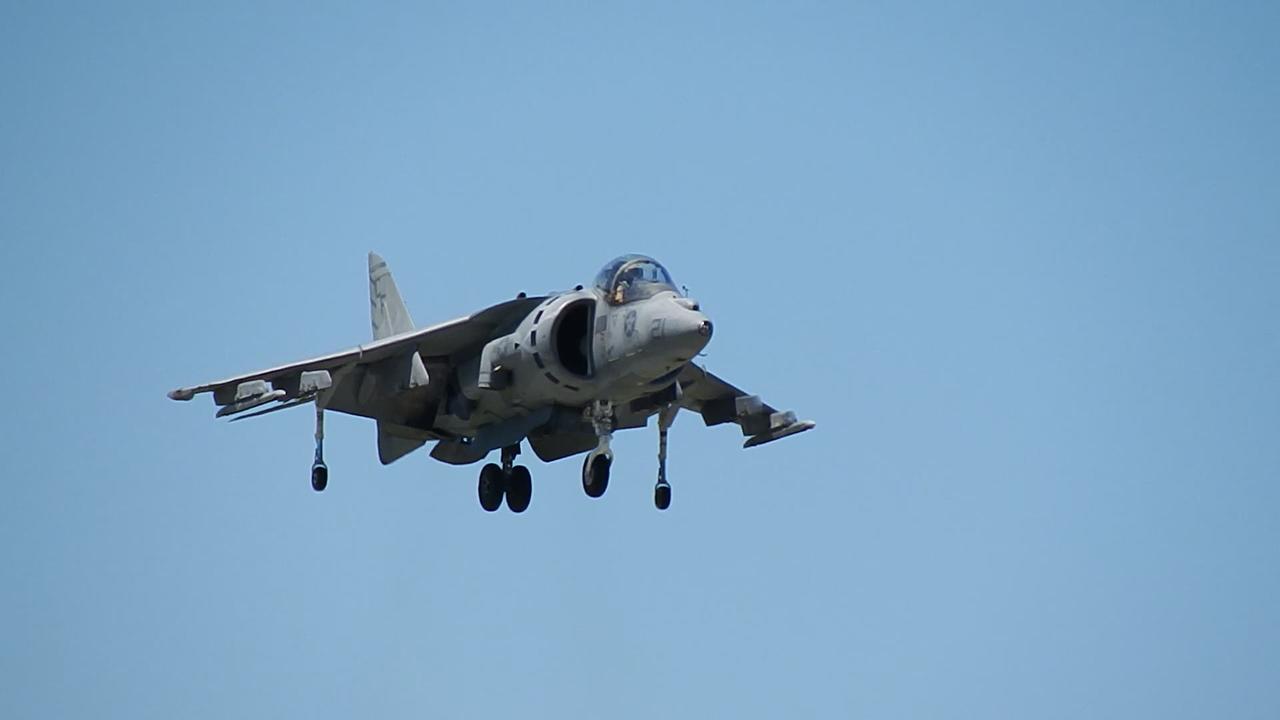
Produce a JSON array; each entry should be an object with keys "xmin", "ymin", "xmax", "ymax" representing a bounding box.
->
[
  {"xmin": 167, "ymin": 296, "xmax": 547, "ymax": 417},
  {"xmin": 677, "ymin": 363, "xmax": 815, "ymax": 448}
]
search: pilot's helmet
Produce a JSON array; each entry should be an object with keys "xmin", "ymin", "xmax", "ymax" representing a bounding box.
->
[{"xmin": 619, "ymin": 266, "xmax": 643, "ymax": 285}]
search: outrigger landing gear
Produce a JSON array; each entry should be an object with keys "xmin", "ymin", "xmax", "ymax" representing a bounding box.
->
[
  {"xmin": 477, "ymin": 444, "xmax": 532, "ymax": 513},
  {"xmin": 654, "ymin": 404, "xmax": 677, "ymax": 510},
  {"xmin": 310, "ymin": 405, "xmax": 328, "ymax": 492},
  {"xmin": 582, "ymin": 401, "xmax": 613, "ymax": 498}
]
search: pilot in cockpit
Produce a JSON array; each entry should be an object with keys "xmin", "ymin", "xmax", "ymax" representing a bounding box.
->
[
  {"xmin": 613, "ymin": 265, "xmax": 644, "ymax": 304},
  {"xmin": 596, "ymin": 254, "xmax": 677, "ymax": 306}
]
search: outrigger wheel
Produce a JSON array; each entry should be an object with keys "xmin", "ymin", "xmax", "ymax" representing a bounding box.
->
[
  {"xmin": 311, "ymin": 462, "xmax": 328, "ymax": 492},
  {"xmin": 654, "ymin": 482, "xmax": 671, "ymax": 510}
]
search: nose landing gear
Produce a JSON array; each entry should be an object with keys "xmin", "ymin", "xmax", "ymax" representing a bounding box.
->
[
  {"xmin": 582, "ymin": 453, "xmax": 610, "ymax": 497},
  {"xmin": 582, "ymin": 400, "xmax": 614, "ymax": 498}
]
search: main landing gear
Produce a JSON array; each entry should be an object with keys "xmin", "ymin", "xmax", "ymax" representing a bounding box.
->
[
  {"xmin": 311, "ymin": 405, "xmax": 328, "ymax": 492},
  {"xmin": 478, "ymin": 444, "xmax": 533, "ymax": 513}
]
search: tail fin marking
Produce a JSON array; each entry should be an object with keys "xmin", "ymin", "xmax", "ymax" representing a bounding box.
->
[{"xmin": 368, "ymin": 252, "xmax": 415, "ymax": 340}]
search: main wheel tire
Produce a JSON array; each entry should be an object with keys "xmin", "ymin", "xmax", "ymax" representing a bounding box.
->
[
  {"xmin": 582, "ymin": 454, "xmax": 610, "ymax": 498},
  {"xmin": 311, "ymin": 463, "xmax": 328, "ymax": 492},
  {"xmin": 478, "ymin": 463, "xmax": 505, "ymax": 512},
  {"xmin": 654, "ymin": 482, "xmax": 671, "ymax": 510},
  {"xmin": 506, "ymin": 465, "xmax": 532, "ymax": 513}
]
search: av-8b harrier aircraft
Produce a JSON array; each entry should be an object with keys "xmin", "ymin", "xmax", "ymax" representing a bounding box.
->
[{"xmin": 169, "ymin": 254, "xmax": 814, "ymax": 511}]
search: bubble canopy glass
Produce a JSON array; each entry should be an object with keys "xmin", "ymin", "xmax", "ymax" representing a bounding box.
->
[{"xmin": 593, "ymin": 254, "xmax": 678, "ymax": 305}]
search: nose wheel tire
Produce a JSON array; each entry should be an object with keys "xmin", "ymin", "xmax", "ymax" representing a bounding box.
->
[
  {"xmin": 478, "ymin": 463, "xmax": 505, "ymax": 512},
  {"xmin": 506, "ymin": 465, "xmax": 532, "ymax": 513},
  {"xmin": 654, "ymin": 482, "xmax": 671, "ymax": 510},
  {"xmin": 311, "ymin": 463, "xmax": 328, "ymax": 492},
  {"xmin": 583, "ymin": 454, "xmax": 610, "ymax": 498}
]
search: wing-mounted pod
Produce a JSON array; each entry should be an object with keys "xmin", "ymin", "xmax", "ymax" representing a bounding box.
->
[
  {"xmin": 700, "ymin": 393, "xmax": 815, "ymax": 448},
  {"xmin": 741, "ymin": 407, "xmax": 816, "ymax": 447},
  {"xmin": 213, "ymin": 380, "xmax": 284, "ymax": 417},
  {"xmin": 209, "ymin": 371, "xmax": 334, "ymax": 420},
  {"xmin": 676, "ymin": 364, "xmax": 815, "ymax": 448}
]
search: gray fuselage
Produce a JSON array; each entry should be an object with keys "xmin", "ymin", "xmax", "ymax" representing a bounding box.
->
[{"xmin": 438, "ymin": 286, "xmax": 712, "ymax": 439}]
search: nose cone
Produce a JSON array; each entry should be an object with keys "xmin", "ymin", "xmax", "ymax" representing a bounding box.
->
[
  {"xmin": 629, "ymin": 297, "xmax": 715, "ymax": 381},
  {"xmin": 666, "ymin": 304, "xmax": 713, "ymax": 357}
]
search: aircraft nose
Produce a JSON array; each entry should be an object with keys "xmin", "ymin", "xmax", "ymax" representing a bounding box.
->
[
  {"xmin": 673, "ymin": 307, "xmax": 712, "ymax": 352},
  {"xmin": 662, "ymin": 296, "xmax": 712, "ymax": 354}
]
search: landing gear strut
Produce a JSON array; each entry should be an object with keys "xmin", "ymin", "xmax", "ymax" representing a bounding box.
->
[
  {"xmin": 582, "ymin": 401, "xmax": 613, "ymax": 498},
  {"xmin": 477, "ymin": 443, "xmax": 533, "ymax": 513},
  {"xmin": 311, "ymin": 405, "xmax": 328, "ymax": 492},
  {"xmin": 654, "ymin": 404, "xmax": 677, "ymax": 510}
]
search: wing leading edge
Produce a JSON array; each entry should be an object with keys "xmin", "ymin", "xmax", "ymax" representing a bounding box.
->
[{"xmin": 167, "ymin": 296, "xmax": 547, "ymax": 419}]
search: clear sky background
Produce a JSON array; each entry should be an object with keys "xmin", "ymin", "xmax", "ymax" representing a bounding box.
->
[{"xmin": 2, "ymin": 2, "xmax": 1278, "ymax": 718}]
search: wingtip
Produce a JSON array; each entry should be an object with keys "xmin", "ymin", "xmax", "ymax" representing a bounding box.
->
[
  {"xmin": 742, "ymin": 419, "xmax": 815, "ymax": 448},
  {"xmin": 368, "ymin": 250, "xmax": 384, "ymax": 268},
  {"xmin": 168, "ymin": 388, "xmax": 195, "ymax": 401}
]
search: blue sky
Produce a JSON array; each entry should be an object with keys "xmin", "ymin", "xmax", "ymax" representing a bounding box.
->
[{"xmin": 2, "ymin": 2, "xmax": 1278, "ymax": 717}]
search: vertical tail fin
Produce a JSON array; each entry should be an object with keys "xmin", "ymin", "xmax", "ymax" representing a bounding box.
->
[{"xmin": 368, "ymin": 252, "xmax": 415, "ymax": 340}]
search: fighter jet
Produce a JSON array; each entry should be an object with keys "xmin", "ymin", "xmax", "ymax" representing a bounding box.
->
[{"xmin": 169, "ymin": 254, "xmax": 814, "ymax": 511}]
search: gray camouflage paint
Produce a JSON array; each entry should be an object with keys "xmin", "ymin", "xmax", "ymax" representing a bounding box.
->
[{"xmin": 169, "ymin": 253, "xmax": 813, "ymax": 469}]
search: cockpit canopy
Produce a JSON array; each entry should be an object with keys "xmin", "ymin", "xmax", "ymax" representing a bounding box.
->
[{"xmin": 594, "ymin": 254, "xmax": 678, "ymax": 305}]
